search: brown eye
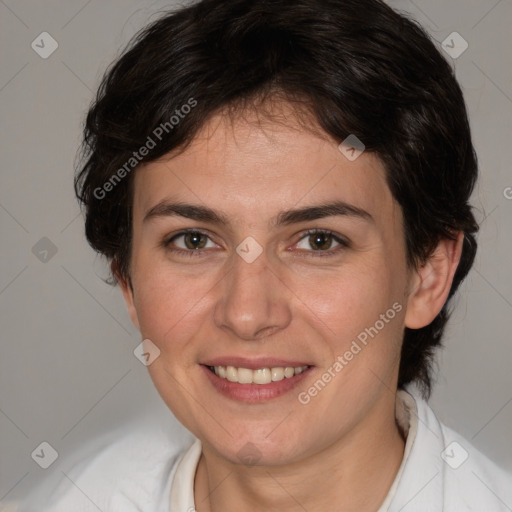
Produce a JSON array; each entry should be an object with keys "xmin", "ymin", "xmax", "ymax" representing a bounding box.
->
[
  {"xmin": 308, "ymin": 232, "xmax": 333, "ymax": 250},
  {"xmin": 294, "ymin": 229, "xmax": 348, "ymax": 256},
  {"xmin": 182, "ymin": 232, "xmax": 208, "ymax": 250},
  {"xmin": 165, "ymin": 230, "xmax": 217, "ymax": 254}
]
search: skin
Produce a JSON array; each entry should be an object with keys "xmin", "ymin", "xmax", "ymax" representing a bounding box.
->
[{"xmin": 119, "ymin": 102, "xmax": 463, "ymax": 511}]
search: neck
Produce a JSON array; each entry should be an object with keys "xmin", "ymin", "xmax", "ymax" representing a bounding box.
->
[{"xmin": 194, "ymin": 392, "xmax": 406, "ymax": 512}]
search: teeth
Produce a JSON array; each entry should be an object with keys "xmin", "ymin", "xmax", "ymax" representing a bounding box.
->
[
  {"xmin": 238, "ymin": 367, "xmax": 253, "ymax": 384},
  {"xmin": 271, "ymin": 367, "xmax": 284, "ymax": 381},
  {"xmin": 211, "ymin": 365, "xmax": 308, "ymax": 384}
]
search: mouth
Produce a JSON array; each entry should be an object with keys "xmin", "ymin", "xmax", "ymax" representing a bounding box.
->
[{"xmin": 200, "ymin": 359, "xmax": 313, "ymax": 403}]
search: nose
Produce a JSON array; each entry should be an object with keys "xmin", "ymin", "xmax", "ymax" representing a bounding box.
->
[{"xmin": 213, "ymin": 250, "xmax": 292, "ymax": 341}]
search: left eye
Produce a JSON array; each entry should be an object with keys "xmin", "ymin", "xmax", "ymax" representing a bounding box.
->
[{"xmin": 295, "ymin": 230, "xmax": 347, "ymax": 253}]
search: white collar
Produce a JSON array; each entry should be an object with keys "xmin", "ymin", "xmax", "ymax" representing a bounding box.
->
[
  {"xmin": 376, "ymin": 389, "xmax": 418, "ymax": 511},
  {"xmin": 169, "ymin": 389, "xmax": 419, "ymax": 511}
]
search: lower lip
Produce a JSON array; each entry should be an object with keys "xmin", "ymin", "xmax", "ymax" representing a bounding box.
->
[{"xmin": 201, "ymin": 365, "xmax": 313, "ymax": 403}]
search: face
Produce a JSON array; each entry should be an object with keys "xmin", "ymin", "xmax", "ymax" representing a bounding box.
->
[{"xmin": 121, "ymin": 105, "xmax": 413, "ymax": 466}]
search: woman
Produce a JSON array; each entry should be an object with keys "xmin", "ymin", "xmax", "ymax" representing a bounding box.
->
[{"xmin": 21, "ymin": 0, "xmax": 512, "ymax": 510}]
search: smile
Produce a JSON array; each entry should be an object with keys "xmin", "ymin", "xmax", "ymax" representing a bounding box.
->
[
  {"xmin": 201, "ymin": 361, "xmax": 313, "ymax": 402},
  {"xmin": 208, "ymin": 365, "xmax": 309, "ymax": 384}
]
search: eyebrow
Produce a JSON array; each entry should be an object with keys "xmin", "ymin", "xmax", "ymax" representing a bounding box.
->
[{"xmin": 143, "ymin": 199, "xmax": 373, "ymax": 227}]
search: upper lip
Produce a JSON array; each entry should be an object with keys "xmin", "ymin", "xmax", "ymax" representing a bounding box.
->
[{"xmin": 201, "ymin": 357, "xmax": 312, "ymax": 370}]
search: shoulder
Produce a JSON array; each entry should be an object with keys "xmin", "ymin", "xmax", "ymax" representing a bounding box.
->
[
  {"xmin": 439, "ymin": 420, "xmax": 512, "ymax": 511},
  {"xmin": 20, "ymin": 417, "xmax": 195, "ymax": 512},
  {"xmin": 403, "ymin": 389, "xmax": 512, "ymax": 511}
]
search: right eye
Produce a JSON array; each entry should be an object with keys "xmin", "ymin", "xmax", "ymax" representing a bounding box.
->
[{"xmin": 164, "ymin": 230, "xmax": 218, "ymax": 257}]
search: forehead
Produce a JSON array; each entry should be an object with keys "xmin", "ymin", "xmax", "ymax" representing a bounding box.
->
[{"xmin": 132, "ymin": 105, "xmax": 396, "ymax": 225}]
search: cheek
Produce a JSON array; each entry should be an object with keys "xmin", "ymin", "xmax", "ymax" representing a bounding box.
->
[
  {"xmin": 293, "ymin": 255, "xmax": 407, "ymax": 384},
  {"xmin": 294, "ymin": 261, "xmax": 400, "ymax": 331},
  {"xmin": 131, "ymin": 264, "xmax": 210, "ymax": 352}
]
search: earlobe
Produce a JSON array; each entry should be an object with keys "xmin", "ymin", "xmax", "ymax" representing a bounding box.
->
[{"xmin": 404, "ymin": 232, "xmax": 464, "ymax": 329}]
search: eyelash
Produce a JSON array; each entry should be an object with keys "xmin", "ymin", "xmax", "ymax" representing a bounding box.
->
[{"xmin": 162, "ymin": 228, "xmax": 349, "ymax": 258}]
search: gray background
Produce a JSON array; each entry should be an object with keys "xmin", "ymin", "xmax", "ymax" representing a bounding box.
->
[{"xmin": 1, "ymin": 0, "xmax": 511, "ymax": 505}]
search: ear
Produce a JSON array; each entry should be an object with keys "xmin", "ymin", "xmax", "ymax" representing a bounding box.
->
[
  {"xmin": 112, "ymin": 261, "xmax": 140, "ymax": 331},
  {"xmin": 405, "ymin": 232, "xmax": 464, "ymax": 329}
]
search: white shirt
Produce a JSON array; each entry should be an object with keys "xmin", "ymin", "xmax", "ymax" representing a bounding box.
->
[{"xmin": 19, "ymin": 388, "xmax": 512, "ymax": 511}]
